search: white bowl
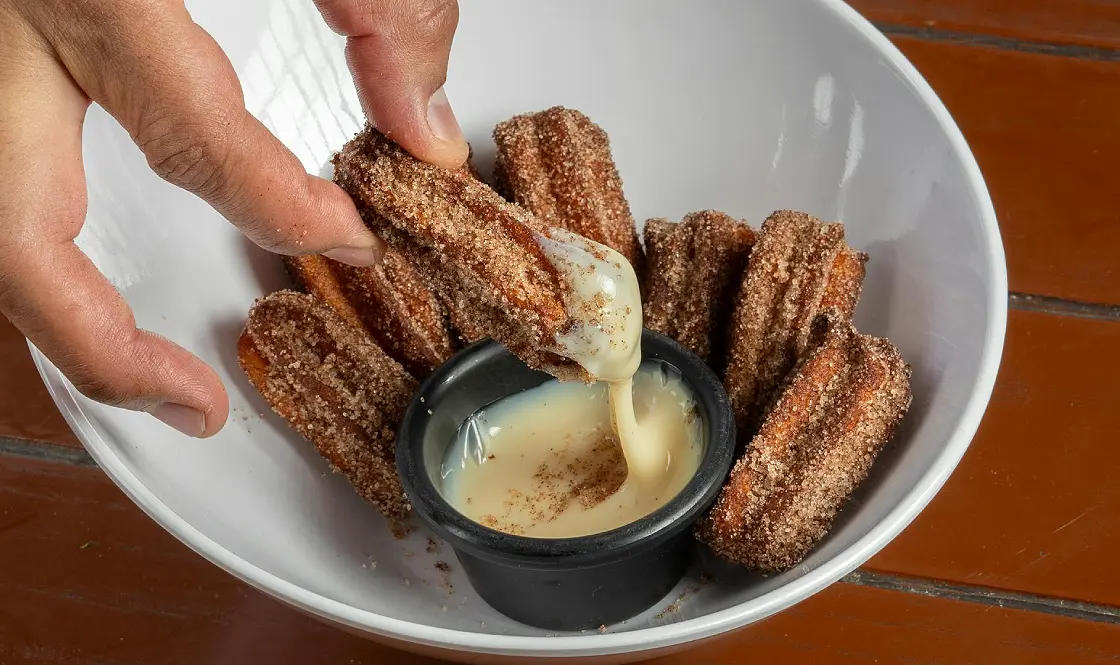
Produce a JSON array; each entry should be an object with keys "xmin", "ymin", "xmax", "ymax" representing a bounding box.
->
[{"xmin": 33, "ymin": 0, "xmax": 1006, "ymax": 661}]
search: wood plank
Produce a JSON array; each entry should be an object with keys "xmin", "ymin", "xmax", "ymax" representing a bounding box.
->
[
  {"xmin": 888, "ymin": 36, "xmax": 1120, "ymax": 304},
  {"xmin": 0, "ymin": 317, "xmax": 78, "ymax": 447},
  {"xmin": 852, "ymin": 0, "xmax": 1120, "ymax": 51},
  {"xmin": 682, "ymin": 583, "xmax": 1120, "ymax": 665},
  {"xmin": 2, "ymin": 454, "xmax": 1119, "ymax": 664},
  {"xmin": 870, "ymin": 309, "xmax": 1120, "ymax": 605}
]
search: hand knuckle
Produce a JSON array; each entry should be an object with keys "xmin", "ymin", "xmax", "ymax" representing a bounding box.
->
[{"xmin": 136, "ymin": 107, "xmax": 235, "ymax": 200}]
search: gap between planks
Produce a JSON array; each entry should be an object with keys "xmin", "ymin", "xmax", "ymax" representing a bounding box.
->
[
  {"xmin": 877, "ymin": 22, "xmax": 1120, "ymax": 62},
  {"xmin": 844, "ymin": 570, "xmax": 1120, "ymax": 625},
  {"xmin": 1010, "ymin": 293, "xmax": 1120, "ymax": 322},
  {"xmin": 0, "ymin": 436, "xmax": 96, "ymax": 466}
]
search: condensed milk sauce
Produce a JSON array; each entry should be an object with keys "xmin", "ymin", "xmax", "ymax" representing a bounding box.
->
[
  {"xmin": 539, "ymin": 228, "xmax": 673, "ymax": 480},
  {"xmin": 439, "ymin": 230, "xmax": 705, "ymax": 538},
  {"xmin": 440, "ymin": 362, "xmax": 704, "ymax": 538}
]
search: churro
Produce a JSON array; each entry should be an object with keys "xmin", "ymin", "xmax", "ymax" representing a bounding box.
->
[
  {"xmin": 238, "ymin": 290, "xmax": 417, "ymax": 527},
  {"xmin": 284, "ymin": 252, "xmax": 454, "ymax": 378},
  {"xmin": 642, "ymin": 211, "xmax": 756, "ymax": 364},
  {"xmin": 493, "ymin": 107, "xmax": 643, "ymax": 275},
  {"xmin": 393, "ymin": 240, "xmax": 586, "ymax": 381},
  {"xmin": 698, "ymin": 314, "xmax": 911, "ymax": 572},
  {"xmin": 722, "ymin": 210, "xmax": 867, "ymax": 436},
  {"xmin": 332, "ymin": 125, "xmax": 588, "ymax": 379}
]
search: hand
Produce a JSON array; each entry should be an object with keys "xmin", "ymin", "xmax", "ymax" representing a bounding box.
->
[{"xmin": 0, "ymin": 0, "xmax": 466, "ymax": 437}]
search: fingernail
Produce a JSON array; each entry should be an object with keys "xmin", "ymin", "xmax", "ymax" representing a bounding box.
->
[
  {"xmin": 426, "ymin": 87, "xmax": 464, "ymax": 145},
  {"xmin": 324, "ymin": 243, "xmax": 384, "ymax": 267},
  {"xmin": 150, "ymin": 403, "xmax": 206, "ymax": 437}
]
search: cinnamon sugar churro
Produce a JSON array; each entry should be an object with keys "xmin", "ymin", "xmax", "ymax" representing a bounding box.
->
[
  {"xmin": 493, "ymin": 107, "xmax": 644, "ymax": 274},
  {"xmin": 284, "ymin": 252, "xmax": 454, "ymax": 378},
  {"xmin": 392, "ymin": 240, "xmax": 587, "ymax": 381},
  {"xmin": 238, "ymin": 290, "xmax": 416, "ymax": 527},
  {"xmin": 642, "ymin": 211, "xmax": 756, "ymax": 364},
  {"xmin": 698, "ymin": 314, "xmax": 911, "ymax": 572},
  {"xmin": 722, "ymin": 211, "xmax": 868, "ymax": 436},
  {"xmin": 332, "ymin": 125, "xmax": 599, "ymax": 380}
]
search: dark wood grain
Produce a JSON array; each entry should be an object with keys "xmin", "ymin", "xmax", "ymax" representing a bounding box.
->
[
  {"xmin": 852, "ymin": 0, "xmax": 1120, "ymax": 51},
  {"xmin": 870, "ymin": 309, "xmax": 1120, "ymax": 606},
  {"xmin": 676, "ymin": 583, "xmax": 1120, "ymax": 665},
  {"xmin": 891, "ymin": 36, "xmax": 1120, "ymax": 304},
  {"xmin": 0, "ymin": 318, "xmax": 79, "ymax": 447}
]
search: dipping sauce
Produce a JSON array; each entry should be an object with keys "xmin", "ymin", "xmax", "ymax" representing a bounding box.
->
[
  {"xmin": 536, "ymin": 228, "xmax": 642, "ymax": 384},
  {"xmin": 535, "ymin": 229, "xmax": 674, "ymax": 481},
  {"xmin": 440, "ymin": 361, "xmax": 704, "ymax": 538}
]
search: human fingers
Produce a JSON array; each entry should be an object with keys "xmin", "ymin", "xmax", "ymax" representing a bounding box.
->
[
  {"xmin": 0, "ymin": 23, "xmax": 228, "ymax": 437},
  {"xmin": 30, "ymin": 0, "xmax": 384, "ymax": 266},
  {"xmin": 314, "ymin": 0, "xmax": 468, "ymax": 169}
]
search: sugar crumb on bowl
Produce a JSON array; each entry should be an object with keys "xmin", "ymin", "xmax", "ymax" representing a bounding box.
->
[
  {"xmin": 655, "ymin": 584, "xmax": 702, "ymax": 620},
  {"xmin": 435, "ymin": 561, "xmax": 455, "ymax": 593}
]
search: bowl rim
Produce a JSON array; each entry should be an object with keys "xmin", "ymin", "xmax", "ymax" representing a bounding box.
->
[
  {"xmin": 396, "ymin": 332, "xmax": 735, "ymax": 563},
  {"xmin": 29, "ymin": 0, "xmax": 1007, "ymax": 657}
]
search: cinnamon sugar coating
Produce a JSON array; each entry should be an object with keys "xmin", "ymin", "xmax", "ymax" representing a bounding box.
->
[
  {"xmin": 332, "ymin": 125, "xmax": 580, "ymax": 378},
  {"xmin": 284, "ymin": 252, "xmax": 454, "ymax": 378},
  {"xmin": 642, "ymin": 211, "xmax": 756, "ymax": 365},
  {"xmin": 394, "ymin": 240, "xmax": 588, "ymax": 381},
  {"xmin": 697, "ymin": 314, "xmax": 911, "ymax": 572},
  {"xmin": 722, "ymin": 210, "xmax": 868, "ymax": 437},
  {"xmin": 493, "ymin": 107, "xmax": 644, "ymax": 276},
  {"xmin": 238, "ymin": 291, "xmax": 417, "ymax": 528}
]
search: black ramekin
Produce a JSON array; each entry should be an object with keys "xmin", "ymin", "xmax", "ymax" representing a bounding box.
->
[{"xmin": 396, "ymin": 330, "xmax": 735, "ymax": 631}]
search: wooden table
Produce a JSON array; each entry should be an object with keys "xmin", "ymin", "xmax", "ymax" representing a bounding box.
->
[{"xmin": 3, "ymin": 2, "xmax": 1119, "ymax": 662}]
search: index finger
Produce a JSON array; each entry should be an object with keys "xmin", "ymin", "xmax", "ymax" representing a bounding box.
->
[{"xmin": 32, "ymin": 1, "xmax": 384, "ymax": 266}]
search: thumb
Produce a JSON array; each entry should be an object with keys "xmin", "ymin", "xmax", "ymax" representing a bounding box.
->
[{"xmin": 315, "ymin": 0, "xmax": 468, "ymax": 169}]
